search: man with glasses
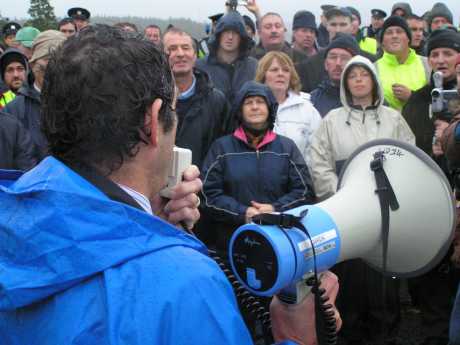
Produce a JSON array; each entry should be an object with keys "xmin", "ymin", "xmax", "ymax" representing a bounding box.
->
[{"xmin": 4, "ymin": 30, "xmax": 66, "ymax": 161}]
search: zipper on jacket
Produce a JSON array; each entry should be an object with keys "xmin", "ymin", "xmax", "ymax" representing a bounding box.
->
[{"xmin": 256, "ymin": 149, "xmax": 262, "ymax": 199}]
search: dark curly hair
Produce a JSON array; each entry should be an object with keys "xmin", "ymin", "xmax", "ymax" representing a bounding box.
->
[{"xmin": 42, "ymin": 24, "xmax": 175, "ymax": 174}]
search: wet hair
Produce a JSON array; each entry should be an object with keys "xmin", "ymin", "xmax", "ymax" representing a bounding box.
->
[
  {"xmin": 259, "ymin": 12, "xmax": 285, "ymax": 30},
  {"xmin": 114, "ymin": 22, "xmax": 139, "ymax": 33},
  {"xmin": 144, "ymin": 24, "xmax": 162, "ymax": 35},
  {"xmin": 42, "ymin": 24, "xmax": 175, "ymax": 173},
  {"xmin": 58, "ymin": 18, "xmax": 77, "ymax": 31},
  {"xmin": 255, "ymin": 51, "xmax": 302, "ymax": 93},
  {"xmin": 163, "ymin": 27, "xmax": 197, "ymax": 52},
  {"xmin": 407, "ymin": 14, "xmax": 423, "ymax": 21}
]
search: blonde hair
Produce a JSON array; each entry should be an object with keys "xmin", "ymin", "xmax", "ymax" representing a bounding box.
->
[{"xmin": 255, "ymin": 51, "xmax": 302, "ymax": 93}]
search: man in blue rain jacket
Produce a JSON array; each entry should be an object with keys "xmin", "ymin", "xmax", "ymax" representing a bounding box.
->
[{"xmin": 0, "ymin": 24, "xmax": 340, "ymax": 345}]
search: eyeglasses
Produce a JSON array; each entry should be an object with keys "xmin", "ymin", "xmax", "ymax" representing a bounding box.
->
[
  {"xmin": 326, "ymin": 54, "xmax": 351, "ymax": 63},
  {"xmin": 5, "ymin": 65, "xmax": 25, "ymax": 74}
]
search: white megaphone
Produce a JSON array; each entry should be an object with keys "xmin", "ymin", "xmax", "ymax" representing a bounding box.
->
[{"xmin": 229, "ymin": 139, "xmax": 456, "ymax": 303}]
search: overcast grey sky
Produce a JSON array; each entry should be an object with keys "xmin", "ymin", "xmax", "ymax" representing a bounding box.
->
[{"xmin": 4, "ymin": 1, "xmax": 460, "ymax": 26}]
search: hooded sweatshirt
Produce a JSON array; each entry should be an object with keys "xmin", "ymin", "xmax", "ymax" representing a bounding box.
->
[
  {"xmin": 0, "ymin": 157, "xmax": 253, "ymax": 344},
  {"xmin": 196, "ymin": 11, "xmax": 258, "ymax": 103},
  {"xmin": 308, "ymin": 55, "xmax": 415, "ymax": 200},
  {"xmin": 391, "ymin": 2, "xmax": 413, "ymax": 17}
]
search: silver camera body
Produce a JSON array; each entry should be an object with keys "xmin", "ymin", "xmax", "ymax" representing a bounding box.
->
[{"xmin": 431, "ymin": 71, "xmax": 459, "ymax": 114}]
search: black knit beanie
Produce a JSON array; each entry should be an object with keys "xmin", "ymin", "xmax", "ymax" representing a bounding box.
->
[
  {"xmin": 426, "ymin": 29, "xmax": 460, "ymax": 56},
  {"xmin": 325, "ymin": 33, "xmax": 360, "ymax": 57},
  {"xmin": 380, "ymin": 16, "xmax": 412, "ymax": 42},
  {"xmin": 0, "ymin": 52, "xmax": 27, "ymax": 79}
]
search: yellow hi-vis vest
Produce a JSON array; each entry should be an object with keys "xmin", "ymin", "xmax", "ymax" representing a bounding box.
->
[
  {"xmin": 376, "ymin": 49, "xmax": 428, "ymax": 111},
  {"xmin": 359, "ymin": 37, "xmax": 378, "ymax": 55},
  {"xmin": 0, "ymin": 90, "xmax": 15, "ymax": 109}
]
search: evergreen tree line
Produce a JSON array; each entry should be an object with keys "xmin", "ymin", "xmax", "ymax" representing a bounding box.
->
[{"xmin": 3, "ymin": 0, "xmax": 207, "ymax": 40}]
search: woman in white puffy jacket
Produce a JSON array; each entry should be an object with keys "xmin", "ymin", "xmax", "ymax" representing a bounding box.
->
[{"xmin": 255, "ymin": 51, "xmax": 321, "ymax": 166}]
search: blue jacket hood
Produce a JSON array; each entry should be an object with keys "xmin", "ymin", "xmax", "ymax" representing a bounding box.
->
[
  {"xmin": 0, "ymin": 157, "xmax": 206, "ymax": 311},
  {"xmin": 233, "ymin": 81, "xmax": 278, "ymax": 128},
  {"xmin": 208, "ymin": 11, "xmax": 253, "ymax": 56}
]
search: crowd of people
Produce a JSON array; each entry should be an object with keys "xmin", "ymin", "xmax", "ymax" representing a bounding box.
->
[{"xmin": 1, "ymin": 1, "xmax": 460, "ymax": 344}]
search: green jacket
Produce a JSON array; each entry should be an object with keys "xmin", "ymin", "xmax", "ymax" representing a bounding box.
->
[{"xmin": 375, "ymin": 49, "xmax": 430, "ymax": 111}]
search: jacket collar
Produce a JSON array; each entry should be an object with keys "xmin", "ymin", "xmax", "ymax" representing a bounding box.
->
[
  {"xmin": 233, "ymin": 126, "xmax": 277, "ymax": 150},
  {"xmin": 380, "ymin": 48, "xmax": 417, "ymax": 66},
  {"xmin": 17, "ymin": 83, "xmax": 40, "ymax": 102}
]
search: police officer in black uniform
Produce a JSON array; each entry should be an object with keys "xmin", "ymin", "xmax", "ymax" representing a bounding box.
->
[
  {"xmin": 1, "ymin": 22, "xmax": 22, "ymax": 51},
  {"xmin": 361, "ymin": 9, "xmax": 387, "ymax": 40},
  {"xmin": 67, "ymin": 7, "xmax": 91, "ymax": 32}
]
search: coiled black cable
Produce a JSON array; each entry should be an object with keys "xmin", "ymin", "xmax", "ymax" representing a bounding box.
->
[{"xmin": 209, "ymin": 249, "xmax": 273, "ymax": 341}]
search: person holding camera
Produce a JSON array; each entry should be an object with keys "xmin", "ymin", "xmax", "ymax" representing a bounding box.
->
[
  {"xmin": 402, "ymin": 28, "xmax": 460, "ymax": 345},
  {"xmin": 439, "ymin": 53, "xmax": 460, "ymax": 345},
  {"xmin": 0, "ymin": 24, "xmax": 340, "ymax": 345}
]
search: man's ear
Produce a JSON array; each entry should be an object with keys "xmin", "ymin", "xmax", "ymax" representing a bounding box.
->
[{"xmin": 146, "ymin": 98, "xmax": 163, "ymax": 147}]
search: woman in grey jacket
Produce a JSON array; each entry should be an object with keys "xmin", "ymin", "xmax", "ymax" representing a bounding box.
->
[
  {"xmin": 308, "ymin": 55, "xmax": 415, "ymax": 345},
  {"xmin": 309, "ymin": 55, "xmax": 415, "ymax": 201}
]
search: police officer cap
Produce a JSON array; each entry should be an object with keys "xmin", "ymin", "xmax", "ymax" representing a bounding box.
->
[
  {"xmin": 208, "ymin": 13, "xmax": 224, "ymax": 22},
  {"xmin": 2, "ymin": 22, "xmax": 22, "ymax": 36},
  {"xmin": 67, "ymin": 7, "xmax": 91, "ymax": 20},
  {"xmin": 371, "ymin": 9, "xmax": 387, "ymax": 19}
]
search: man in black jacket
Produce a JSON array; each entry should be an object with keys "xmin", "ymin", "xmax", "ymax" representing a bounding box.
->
[
  {"xmin": 0, "ymin": 111, "xmax": 36, "ymax": 170},
  {"xmin": 196, "ymin": 11, "xmax": 257, "ymax": 104},
  {"xmin": 163, "ymin": 27, "xmax": 231, "ymax": 169},
  {"xmin": 0, "ymin": 48, "xmax": 28, "ymax": 109},
  {"xmin": 4, "ymin": 30, "xmax": 66, "ymax": 161},
  {"xmin": 310, "ymin": 34, "xmax": 359, "ymax": 117},
  {"xmin": 250, "ymin": 12, "xmax": 308, "ymax": 65},
  {"xmin": 402, "ymin": 28, "xmax": 460, "ymax": 345}
]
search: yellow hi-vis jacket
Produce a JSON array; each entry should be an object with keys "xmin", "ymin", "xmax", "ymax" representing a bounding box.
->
[
  {"xmin": 0, "ymin": 90, "xmax": 15, "ymax": 109},
  {"xmin": 359, "ymin": 37, "xmax": 378, "ymax": 55},
  {"xmin": 375, "ymin": 49, "xmax": 430, "ymax": 111}
]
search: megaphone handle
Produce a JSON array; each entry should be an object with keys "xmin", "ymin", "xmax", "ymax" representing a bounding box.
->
[{"xmin": 278, "ymin": 276, "xmax": 315, "ymax": 304}]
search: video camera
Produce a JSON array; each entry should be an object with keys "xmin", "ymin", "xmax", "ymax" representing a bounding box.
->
[{"xmin": 431, "ymin": 71, "xmax": 459, "ymax": 121}]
